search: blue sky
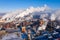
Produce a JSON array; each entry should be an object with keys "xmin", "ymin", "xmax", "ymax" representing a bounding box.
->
[{"xmin": 0, "ymin": 0, "xmax": 60, "ymax": 12}]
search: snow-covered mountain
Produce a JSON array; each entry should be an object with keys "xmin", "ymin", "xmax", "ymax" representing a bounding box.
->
[
  {"xmin": 1, "ymin": 4, "xmax": 60, "ymax": 22},
  {"xmin": 1, "ymin": 4, "xmax": 50, "ymax": 20}
]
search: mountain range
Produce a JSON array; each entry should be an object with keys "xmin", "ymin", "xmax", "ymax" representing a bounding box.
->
[{"xmin": 1, "ymin": 4, "xmax": 60, "ymax": 22}]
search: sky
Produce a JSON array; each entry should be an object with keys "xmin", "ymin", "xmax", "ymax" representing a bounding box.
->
[{"xmin": 0, "ymin": 0, "xmax": 60, "ymax": 13}]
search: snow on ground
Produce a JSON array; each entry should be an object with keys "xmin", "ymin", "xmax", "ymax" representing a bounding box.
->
[{"xmin": 2, "ymin": 32, "xmax": 23, "ymax": 40}]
